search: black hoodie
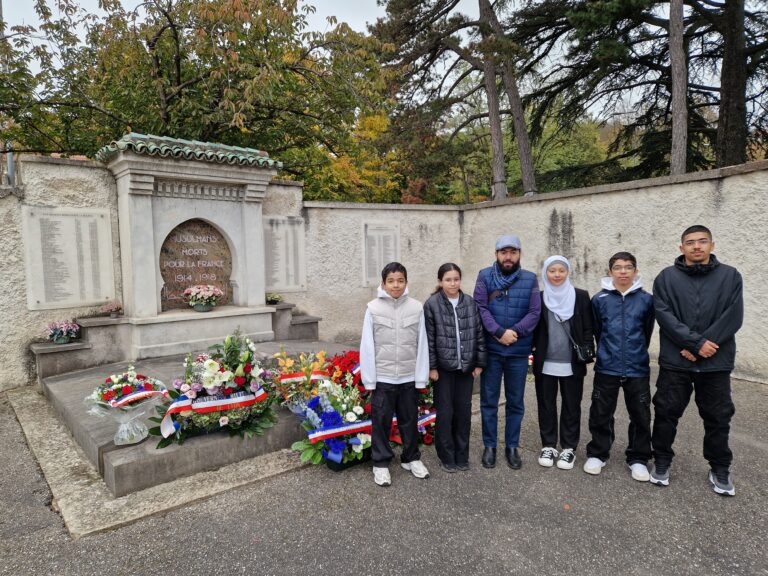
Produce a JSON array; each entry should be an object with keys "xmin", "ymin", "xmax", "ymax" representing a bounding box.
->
[{"xmin": 653, "ymin": 254, "xmax": 743, "ymax": 372}]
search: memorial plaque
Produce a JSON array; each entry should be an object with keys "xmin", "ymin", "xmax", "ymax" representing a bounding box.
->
[
  {"xmin": 363, "ymin": 222, "xmax": 400, "ymax": 285},
  {"xmin": 159, "ymin": 220, "xmax": 233, "ymax": 311},
  {"xmin": 264, "ymin": 217, "xmax": 306, "ymax": 292},
  {"xmin": 22, "ymin": 206, "xmax": 115, "ymax": 310}
]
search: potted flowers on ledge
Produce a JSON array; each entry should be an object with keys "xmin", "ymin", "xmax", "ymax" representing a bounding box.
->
[
  {"xmin": 149, "ymin": 332, "xmax": 276, "ymax": 448},
  {"xmin": 85, "ymin": 366, "xmax": 168, "ymax": 445},
  {"xmin": 184, "ymin": 284, "xmax": 224, "ymax": 312},
  {"xmin": 45, "ymin": 320, "xmax": 81, "ymax": 344}
]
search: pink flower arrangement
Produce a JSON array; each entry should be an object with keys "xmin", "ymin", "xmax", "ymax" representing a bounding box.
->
[{"xmin": 183, "ymin": 284, "xmax": 224, "ymax": 307}]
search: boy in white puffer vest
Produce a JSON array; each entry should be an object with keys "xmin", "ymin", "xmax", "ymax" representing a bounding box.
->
[{"xmin": 360, "ymin": 262, "xmax": 431, "ymax": 487}]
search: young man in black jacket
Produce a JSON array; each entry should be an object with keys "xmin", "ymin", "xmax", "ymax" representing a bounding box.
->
[{"xmin": 650, "ymin": 225, "xmax": 743, "ymax": 496}]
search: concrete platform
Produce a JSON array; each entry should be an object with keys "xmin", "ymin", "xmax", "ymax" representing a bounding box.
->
[{"xmin": 39, "ymin": 340, "xmax": 357, "ymax": 497}]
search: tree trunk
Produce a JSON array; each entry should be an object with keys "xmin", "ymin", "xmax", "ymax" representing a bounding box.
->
[
  {"xmin": 479, "ymin": 0, "xmax": 508, "ymax": 200},
  {"xmin": 481, "ymin": 0, "xmax": 537, "ymax": 195},
  {"xmin": 669, "ymin": 0, "xmax": 687, "ymax": 175},
  {"xmin": 716, "ymin": 0, "xmax": 747, "ymax": 167}
]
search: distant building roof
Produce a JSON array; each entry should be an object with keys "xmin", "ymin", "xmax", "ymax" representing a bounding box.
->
[{"xmin": 95, "ymin": 133, "xmax": 282, "ymax": 168}]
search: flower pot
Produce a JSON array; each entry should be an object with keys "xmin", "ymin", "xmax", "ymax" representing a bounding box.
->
[
  {"xmin": 193, "ymin": 303, "xmax": 214, "ymax": 312},
  {"xmin": 52, "ymin": 336, "xmax": 71, "ymax": 344}
]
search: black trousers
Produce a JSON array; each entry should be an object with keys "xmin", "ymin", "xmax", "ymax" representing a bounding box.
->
[
  {"xmin": 585, "ymin": 372, "xmax": 652, "ymax": 464},
  {"xmin": 433, "ymin": 369, "xmax": 473, "ymax": 466},
  {"xmin": 370, "ymin": 382, "xmax": 421, "ymax": 466},
  {"xmin": 651, "ymin": 368, "xmax": 735, "ymax": 471},
  {"xmin": 534, "ymin": 372, "xmax": 584, "ymax": 449}
]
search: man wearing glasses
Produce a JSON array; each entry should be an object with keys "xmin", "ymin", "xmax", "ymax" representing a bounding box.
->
[
  {"xmin": 583, "ymin": 252, "xmax": 655, "ymax": 481},
  {"xmin": 650, "ymin": 225, "xmax": 743, "ymax": 496}
]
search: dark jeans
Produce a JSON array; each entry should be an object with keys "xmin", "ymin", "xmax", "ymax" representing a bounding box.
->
[
  {"xmin": 651, "ymin": 368, "xmax": 735, "ymax": 471},
  {"xmin": 370, "ymin": 382, "xmax": 421, "ymax": 467},
  {"xmin": 480, "ymin": 354, "xmax": 528, "ymax": 448},
  {"xmin": 585, "ymin": 372, "xmax": 652, "ymax": 464},
  {"xmin": 434, "ymin": 369, "xmax": 474, "ymax": 466},
  {"xmin": 534, "ymin": 373, "xmax": 584, "ymax": 450}
]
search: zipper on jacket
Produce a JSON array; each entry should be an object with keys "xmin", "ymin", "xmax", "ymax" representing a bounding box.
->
[{"xmin": 620, "ymin": 294, "xmax": 626, "ymax": 377}]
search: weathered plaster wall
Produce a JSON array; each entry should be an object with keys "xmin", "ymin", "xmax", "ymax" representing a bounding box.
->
[
  {"xmin": 4, "ymin": 157, "xmax": 766, "ymax": 390},
  {"xmin": 0, "ymin": 156, "xmax": 121, "ymax": 390},
  {"xmin": 297, "ymin": 162, "xmax": 768, "ymax": 383}
]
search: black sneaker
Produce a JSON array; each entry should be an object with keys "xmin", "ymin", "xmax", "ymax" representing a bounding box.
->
[
  {"xmin": 650, "ymin": 462, "xmax": 670, "ymax": 487},
  {"xmin": 708, "ymin": 469, "xmax": 735, "ymax": 496},
  {"xmin": 439, "ymin": 461, "xmax": 459, "ymax": 473},
  {"xmin": 456, "ymin": 462, "xmax": 470, "ymax": 472}
]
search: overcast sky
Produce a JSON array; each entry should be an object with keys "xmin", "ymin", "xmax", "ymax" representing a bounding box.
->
[{"xmin": 4, "ymin": 1, "xmax": 388, "ymax": 32}]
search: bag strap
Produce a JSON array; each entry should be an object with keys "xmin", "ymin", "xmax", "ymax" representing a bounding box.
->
[{"xmin": 554, "ymin": 313, "xmax": 579, "ymax": 349}]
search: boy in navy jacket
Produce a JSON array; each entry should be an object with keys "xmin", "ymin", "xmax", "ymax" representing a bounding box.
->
[{"xmin": 583, "ymin": 252, "xmax": 655, "ymax": 481}]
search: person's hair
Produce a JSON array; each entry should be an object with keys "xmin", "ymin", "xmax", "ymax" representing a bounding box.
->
[
  {"xmin": 381, "ymin": 261, "xmax": 407, "ymax": 283},
  {"xmin": 608, "ymin": 251, "xmax": 637, "ymax": 270},
  {"xmin": 681, "ymin": 224, "xmax": 712, "ymax": 242},
  {"xmin": 433, "ymin": 262, "xmax": 462, "ymax": 293}
]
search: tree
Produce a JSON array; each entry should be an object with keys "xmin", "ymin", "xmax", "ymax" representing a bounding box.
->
[
  {"xmin": 0, "ymin": 0, "xmax": 386, "ymax": 188},
  {"xmin": 669, "ymin": 0, "xmax": 687, "ymax": 174},
  {"xmin": 508, "ymin": 0, "xmax": 768, "ymax": 175}
]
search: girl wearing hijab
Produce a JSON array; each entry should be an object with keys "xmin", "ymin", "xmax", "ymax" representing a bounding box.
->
[{"xmin": 532, "ymin": 256, "xmax": 594, "ymax": 469}]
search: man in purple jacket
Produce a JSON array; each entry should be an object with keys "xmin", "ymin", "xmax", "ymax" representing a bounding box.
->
[{"xmin": 474, "ymin": 235, "xmax": 541, "ymax": 469}]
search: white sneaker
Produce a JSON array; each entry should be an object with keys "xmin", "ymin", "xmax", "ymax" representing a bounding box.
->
[
  {"xmin": 583, "ymin": 457, "xmax": 606, "ymax": 475},
  {"xmin": 538, "ymin": 447, "xmax": 558, "ymax": 468},
  {"xmin": 401, "ymin": 459, "xmax": 430, "ymax": 479},
  {"xmin": 629, "ymin": 462, "xmax": 650, "ymax": 482},
  {"xmin": 556, "ymin": 448, "xmax": 576, "ymax": 470},
  {"xmin": 373, "ymin": 466, "xmax": 391, "ymax": 487}
]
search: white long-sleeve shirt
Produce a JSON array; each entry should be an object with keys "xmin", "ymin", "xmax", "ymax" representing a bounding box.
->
[{"xmin": 359, "ymin": 287, "xmax": 430, "ymax": 390}]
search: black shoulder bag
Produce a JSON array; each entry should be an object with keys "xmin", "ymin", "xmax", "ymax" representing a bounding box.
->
[{"xmin": 555, "ymin": 314, "xmax": 595, "ymax": 364}]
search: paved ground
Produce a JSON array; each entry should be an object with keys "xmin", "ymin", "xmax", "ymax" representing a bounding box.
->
[{"xmin": 2, "ymin": 366, "xmax": 767, "ymax": 576}]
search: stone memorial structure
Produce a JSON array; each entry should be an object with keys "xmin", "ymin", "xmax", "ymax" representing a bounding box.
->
[{"xmin": 96, "ymin": 133, "xmax": 281, "ymax": 358}]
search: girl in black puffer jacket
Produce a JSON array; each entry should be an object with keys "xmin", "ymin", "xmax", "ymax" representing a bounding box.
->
[{"xmin": 423, "ymin": 263, "xmax": 487, "ymax": 472}]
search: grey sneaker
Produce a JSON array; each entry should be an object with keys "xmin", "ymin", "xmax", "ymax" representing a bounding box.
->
[
  {"xmin": 650, "ymin": 462, "xmax": 670, "ymax": 487},
  {"xmin": 709, "ymin": 469, "xmax": 735, "ymax": 496}
]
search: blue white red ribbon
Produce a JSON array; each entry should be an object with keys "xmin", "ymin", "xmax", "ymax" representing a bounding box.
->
[
  {"xmin": 306, "ymin": 411, "xmax": 436, "ymax": 444},
  {"xmin": 160, "ymin": 387, "xmax": 268, "ymax": 438},
  {"xmin": 109, "ymin": 388, "xmax": 169, "ymax": 408}
]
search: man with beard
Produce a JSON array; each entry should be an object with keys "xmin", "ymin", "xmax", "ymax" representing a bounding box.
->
[
  {"xmin": 474, "ymin": 235, "xmax": 541, "ymax": 469},
  {"xmin": 650, "ymin": 225, "xmax": 743, "ymax": 496}
]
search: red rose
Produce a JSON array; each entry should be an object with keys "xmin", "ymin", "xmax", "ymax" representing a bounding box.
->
[
  {"xmin": 102, "ymin": 390, "xmax": 115, "ymax": 401},
  {"xmin": 222, "ymin": 387, "xmax": 233, "ymax": 395},
  {"xmin": 104, "ymin": 377, "xmax": 111, "ymax": 383},
  {"xmin": 136, "ymin": 374, "xmax": 146, "ymax": 380},
  {"xmin": 219, "ymin": 367, "xmax": 226, "ymax": 373},
  {"xmin": 142, "ymin": 382, "xmax": 154, "ymax": 391},
  {"xmin": 423, "ymin": 433, "xmax": 433, "ymax": 445},
  {"xmin": 121, "ymin": 385, "xmax": 133, "ymax": 395},
  {"xmin": 363, "ymin": 403, "xmax": 372, "ymax": 414},
  {"xmin": 234, "ymin": 376, "xmax": 246, "ymax": 386},
  {"xmin": 419, "ymin": 388, "xmax": 429, "ymax": 394},
  {"xmin": 243, "ymin": 363, "xmax": 252, "ymax": 374}
]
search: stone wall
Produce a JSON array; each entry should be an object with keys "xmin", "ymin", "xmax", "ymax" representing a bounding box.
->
[
  {"xmin": 0, "ymin": 157, "xmax": 121, "ymax": 391},
  {"xmin": 2, "ymin": 156, "xmax": 766, "ymax": 390},
  {"xmin": 297, "ymin": 162, "xmax": 768, "ymax": 383}
]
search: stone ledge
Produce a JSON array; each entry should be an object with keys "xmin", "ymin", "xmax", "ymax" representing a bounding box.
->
[
  {"xmin": 30, "ymin": 341, "xmax": 91, "ymax": 355},
  {"xmin": 76, "ymin": 316, "xmax": 128, "ymax": 327},
  {"xmin": 291, "ymin": 314, "xmax": 322, "ymax": 325},
  {"xmin": 129, "ymin": 305, "xmax": 276, "ymax": 325}
]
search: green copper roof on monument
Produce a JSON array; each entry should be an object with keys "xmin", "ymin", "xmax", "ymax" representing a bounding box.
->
[{"xmin": 95, "ymin": 133, "xmax": 282, "ymax": 168}]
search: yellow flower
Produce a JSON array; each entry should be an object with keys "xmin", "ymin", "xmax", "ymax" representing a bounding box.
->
[
  {"xmin": 317, "ymin": 351, "xmax": 326, "ymax": 363},
  {"xmin": 284, "ymin": 358, "xmax": 295, "ymax": 369}
]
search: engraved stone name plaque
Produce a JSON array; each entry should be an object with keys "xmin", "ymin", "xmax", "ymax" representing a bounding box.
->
[
  {"xmin": 363, "ymin": 222, "xmax": 400, "ymax": 286},
  {"xmin": 22, "ymin": 206, "xmax": 115, "ymax": 310},
  {"xmin": 159, "ymin": 219, "xmax": 233, "ymax": 311},
  {"xmin": 264, "ymin": 217, "xmax": 306, "ymax": 292}
]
